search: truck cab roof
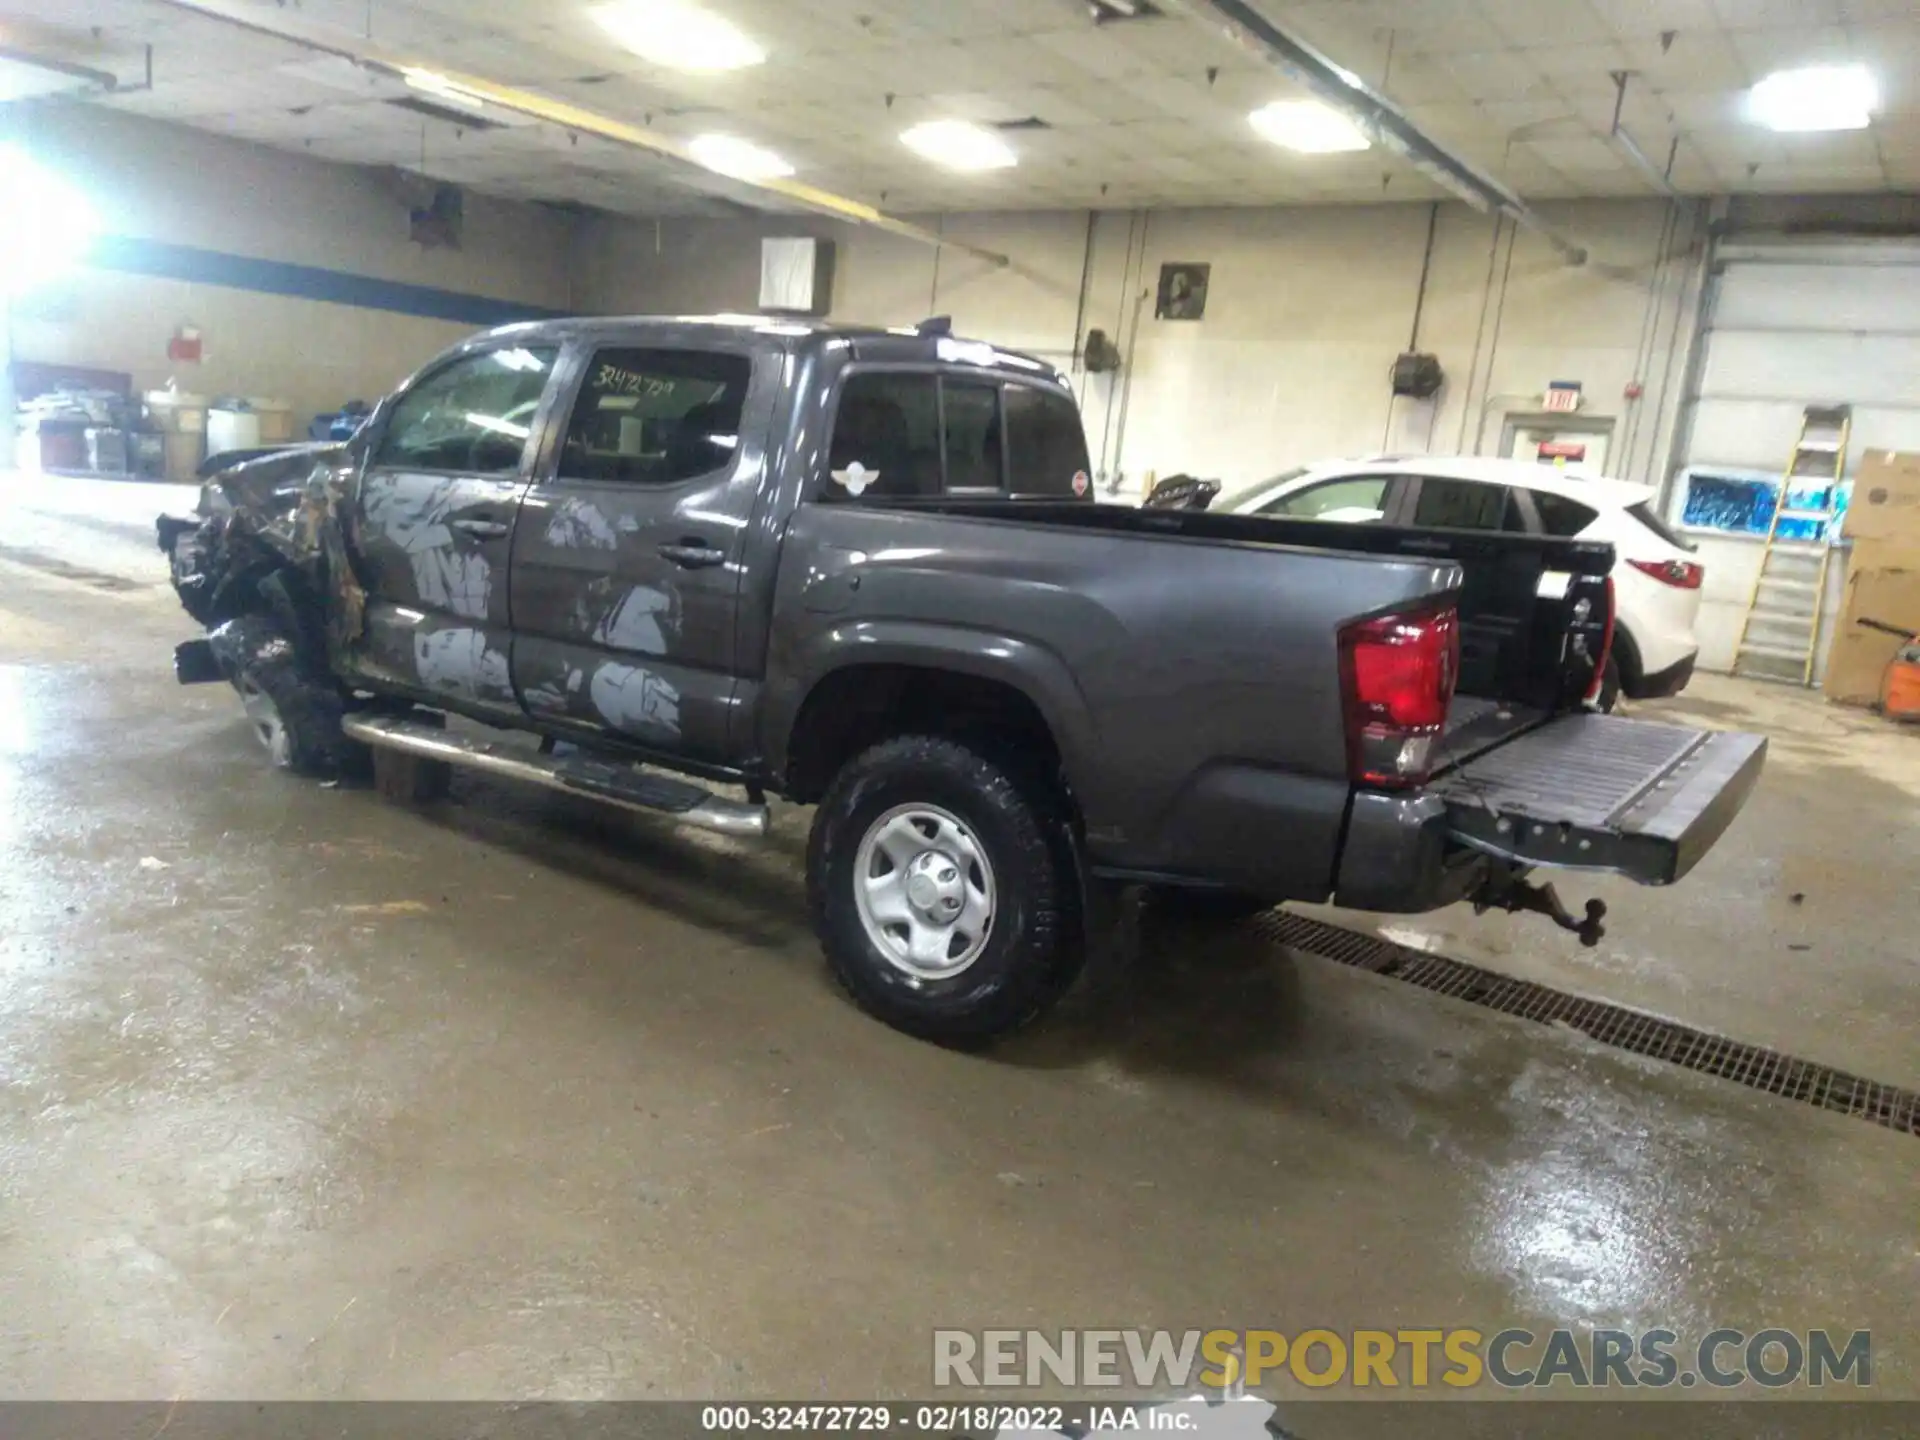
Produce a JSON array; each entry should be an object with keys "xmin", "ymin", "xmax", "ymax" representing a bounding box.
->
[{"xmin": 470, "ymin": 313, "xmax": 1066, "ymax": 384}]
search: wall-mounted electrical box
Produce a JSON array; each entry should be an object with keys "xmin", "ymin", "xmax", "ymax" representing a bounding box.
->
[
  {"xmin": 759, "ymin": 237, "xmax": 835, "ymax": 315},
  {"xmin": 1391, "ymin": 351, "xmax": 1443, "ymax": 398}
]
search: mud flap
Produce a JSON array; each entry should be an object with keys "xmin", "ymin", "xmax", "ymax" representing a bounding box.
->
[{"xmin": 1430, "ymin": 712, "xmax": 1767, "ymax": 886}]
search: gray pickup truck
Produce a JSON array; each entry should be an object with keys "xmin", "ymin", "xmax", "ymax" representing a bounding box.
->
[{"xmin": 159, "ymin": 315, "xmax": 1766, "ymax": 1043}]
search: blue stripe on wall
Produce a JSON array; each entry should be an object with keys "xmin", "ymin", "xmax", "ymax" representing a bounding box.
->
[{"xmin": 86, "ymin": 236, "xmax": 570, "ymax": 328}]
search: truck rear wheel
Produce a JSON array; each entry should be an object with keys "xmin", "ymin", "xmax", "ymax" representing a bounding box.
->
[{"xmin": 807, "ymin": 735, "xmax": 1080, "ymax": 1045}]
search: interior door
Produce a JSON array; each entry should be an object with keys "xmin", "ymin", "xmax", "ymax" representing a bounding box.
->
[
  {"xmin": 509, "ymin": 342, "xmax": 766, "ymax": 764},
  {"xmin": 1506, "ymin": 419, "xmax": 1613, "ymax": 472},
  {"xmin": 351, "ymin": 342, "xmax": 559, "ymax": 713}
]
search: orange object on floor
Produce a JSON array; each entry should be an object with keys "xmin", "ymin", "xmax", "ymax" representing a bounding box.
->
[{"xmin": 1885, "ymin": 641, "xmax": 1920, "ymax": 722}]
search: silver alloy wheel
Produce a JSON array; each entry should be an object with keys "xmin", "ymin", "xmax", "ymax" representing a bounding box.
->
[
  {"xmin": 853, "ymin": 803, "xmax": 996, "ymax": 980},
  {"xmin": 237, "ymin": 677, "xmax": 291, "ymax": 767}
]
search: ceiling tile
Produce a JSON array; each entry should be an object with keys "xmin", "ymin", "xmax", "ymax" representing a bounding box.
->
[
  {"xmin": 32, "ymin": 0, "xmax": 1920, "ymax": 215},
  {"xmin": 1586, "ymin": 0, "xmax": 1723, "ymax": 32},
  {"xmin": 1711, "ymin": 0, "xmax": 1846, "ymax": 25},
  {"xmin": 1477, "ymin": 0, "xmax": 1614, "ymax": 45}
]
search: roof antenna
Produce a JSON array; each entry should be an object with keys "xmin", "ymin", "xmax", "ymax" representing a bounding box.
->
[{"xmin": 916, "ymin": 315, "xmax": 954, "ymax": 337}]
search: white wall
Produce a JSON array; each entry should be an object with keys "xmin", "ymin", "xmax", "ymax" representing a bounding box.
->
[
  {"xmin": 10, "ymin": 105, "xmax": 578, "ymax": 421},
  {"xmin": 574, "ymin": 196, "xmax": 1707, "ymax": 499}
]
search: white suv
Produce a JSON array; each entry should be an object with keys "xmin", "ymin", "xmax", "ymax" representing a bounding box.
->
[{"xmin": 1219, "ymin": 457, "xmax": 1702, "ymax": 709}]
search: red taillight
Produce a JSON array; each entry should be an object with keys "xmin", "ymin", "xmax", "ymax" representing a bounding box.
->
[
  {"xmin": 1339, "ymin": 604, "xmax": 1460, "ymax": 788},
  {"xmin": 1627, "ymin": 557, "xmax": 1703, "ymax": 589}
]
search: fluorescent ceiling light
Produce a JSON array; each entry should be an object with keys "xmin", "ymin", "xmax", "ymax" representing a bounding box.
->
[
  {"xmin": 465, "ymin": 412, "xmax": 530, "ymax": 440},
  {"xmin": 1747, "ymin": 64, "xmax": 1876, "ymax": 133},
  {"xmin": 1249, "ymin": 100, "xmax": 1371, "ymax": 153},
  {"xmin": 688, "ymin": 133, "xmax": 794, "ymax": 180},
  {"xmin": 900, "ymin": 120, "xmax": 1017, "ymax": 172},
  {"xmin": 402, "ymin": 67, "xmax": 486, "ymax": 108},
  {"xmin": 588, "ymin": 0, "xmax": 765, "ymax": 72}
]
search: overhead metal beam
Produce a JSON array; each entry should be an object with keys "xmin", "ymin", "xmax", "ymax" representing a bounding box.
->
[
  {"xmin": 1163, "ymin": 0, "xmax": 1591, "ymax": 266},
  {"xmin": 147, "ymin": 0, "xmax": 1010, "ymax": 268}
]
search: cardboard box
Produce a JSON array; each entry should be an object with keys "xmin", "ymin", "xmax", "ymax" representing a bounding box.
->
[
  {"xmin": 1846, "ymin": 450, "xmax": 1920, "ymax": 546},
  {"xmin": 1824, "ymin": 540, "xmax": 1920, "ymax": 707},
  {"xmin": 144, "ymin": 390, "xmax": 208, "ymax": 435},
  {"xmin": 163, "ymin": 430, "xmax": 204, "ymax": 485}
]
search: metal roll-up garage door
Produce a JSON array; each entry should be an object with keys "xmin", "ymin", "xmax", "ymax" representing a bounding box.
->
[{"xmin": 1674, "ymin": 239, "xmax": 1920, "ymax": 679}]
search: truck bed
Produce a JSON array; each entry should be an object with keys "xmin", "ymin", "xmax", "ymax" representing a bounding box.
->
[{"xmin": 871, "ymin": 497, "xmax": 1614, "ymax": 714}]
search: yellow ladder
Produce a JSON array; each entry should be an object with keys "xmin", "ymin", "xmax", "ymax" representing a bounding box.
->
[{"xmin": 1732, "ymin": 404, "xmax": 1851, "ymax": 686}]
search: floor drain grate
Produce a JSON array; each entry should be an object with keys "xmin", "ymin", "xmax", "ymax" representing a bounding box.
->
[{"xmin": 1253, "ymin": 911, "xmax": 1920, "ymax": 1139}]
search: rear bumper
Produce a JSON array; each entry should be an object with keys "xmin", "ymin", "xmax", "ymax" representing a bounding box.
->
[
  {"xmin": 1332, "ymin": 791, "xmax": 1490, "ymax": 913},
  {"xmin": 1630, "ymin": 649, "xmax": 1697, "ymax": 699}
]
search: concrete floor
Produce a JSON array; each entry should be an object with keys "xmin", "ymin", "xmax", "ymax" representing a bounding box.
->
[{"xmin": 1, "ymin": 474, "xmax": 1915, "ymax": 1408}]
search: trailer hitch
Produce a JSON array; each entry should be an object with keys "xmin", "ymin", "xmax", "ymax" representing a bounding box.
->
[{"xmin": 1472, "ymin": 871, "xmax": 1607, "ymax": 947}]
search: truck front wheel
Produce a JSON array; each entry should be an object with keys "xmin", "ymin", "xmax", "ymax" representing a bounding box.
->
[
  {"xmin": 807, "ymin": 735, "xmax": 1080, "ymax": 1045},
  {"xmin": 209, "ymin": 614, "xmax": 362, "ymax": 778}
]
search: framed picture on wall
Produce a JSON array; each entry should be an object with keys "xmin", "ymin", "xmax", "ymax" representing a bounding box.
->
[
  {"xmin": 1676, "ymin": 464, "xmax": 1852, "ymax": 543},
  {"xmin": 1155, "ymin": 262, "xmax": 1210, "ymax": 321}
]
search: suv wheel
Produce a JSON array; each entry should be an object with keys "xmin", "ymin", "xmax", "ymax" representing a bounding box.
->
[{"xmin": 807, "ymin": 735, "xmax": 1080, "ymax": 1045}]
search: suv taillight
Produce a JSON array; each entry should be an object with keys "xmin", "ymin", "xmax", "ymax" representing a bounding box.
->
[
  {"xmin": 1627, "ymin": 557, "xmax": 1703, "ymax": 589},
  {"xmin": 1338, "ymin": 603, "xmax": 1460, "ymax": 789}
]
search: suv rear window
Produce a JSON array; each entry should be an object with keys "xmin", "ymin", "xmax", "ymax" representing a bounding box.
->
[
  {"xmin": 1629, "ymin": 499, "xmax": 1697, "ymax": 552},
  {"xmin": 1531, "ymin": 491, "xmax": 1599, "ymax": 537}
]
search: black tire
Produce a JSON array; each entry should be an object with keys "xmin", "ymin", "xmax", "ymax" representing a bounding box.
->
[
  {"xmin": 1595, "ymin": 654, "xmax": 1623, "ymax": 713},
  {"xmin": 807, "ymin": 735, "xmax": 1081, "ymax": 1045},
  {"xmin": 1143, "ymin": 886, "xmax": 1276, "ymax": 925},
  {"xmin": 209, "ymin": 614, "xmax": 361, "ymax": 778}
]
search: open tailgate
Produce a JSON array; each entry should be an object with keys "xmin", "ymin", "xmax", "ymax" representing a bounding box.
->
[{"xmin": 1429, "ymin": 713, "xmax": 1766, "ymax": 887}]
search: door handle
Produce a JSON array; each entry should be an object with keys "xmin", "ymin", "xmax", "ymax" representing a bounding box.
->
[
  {"xmin": 658, "ymin": 540, "xmax": 727, "ymax": 569},
  {"xmin": 450, "ymin": 517, "xmax": 511, "ymax": 539}
]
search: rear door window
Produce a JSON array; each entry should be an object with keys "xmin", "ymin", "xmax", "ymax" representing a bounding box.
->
[
  {"xmin": 1258, "ymin": 475, "xmax": 1390, "ymax": 521},
  {"xmin": 826, "ymin": 373, "xmax": 944, "ymax": 498},
  {"xmin": 558, "ymin": 347, "xmax": 752, "ymax": 485},
  {"xmin": 1411, "ymin": 477, "xmax": 1525, "ymax": 531},
  {"xmin": 1003, "ymin": 385, "xmax": 1091, "ymax": 498}
]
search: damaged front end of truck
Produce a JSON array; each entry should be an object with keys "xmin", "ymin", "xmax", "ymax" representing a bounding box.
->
[{"xmin": 156, "ymin": 446, "xmax": 372, "ymax": 772}]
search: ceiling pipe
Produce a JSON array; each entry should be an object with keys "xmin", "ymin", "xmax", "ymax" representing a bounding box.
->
[
  {"xmin": 1163, "ymin": 0, "xmax": 1590, "ymax": 265},
  {"xmin": 1608, "ymin": 70, "xmax": 1680, "ymax": 198},
  {"xmin": 148, "ymin": 0, "xmax": 1010, "ymax": 268}
]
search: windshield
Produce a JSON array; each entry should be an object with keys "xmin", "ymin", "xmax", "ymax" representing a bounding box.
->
[{"xmin": 1215, "ymin": 467, "xmax": 1311, "ymax": 513}]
